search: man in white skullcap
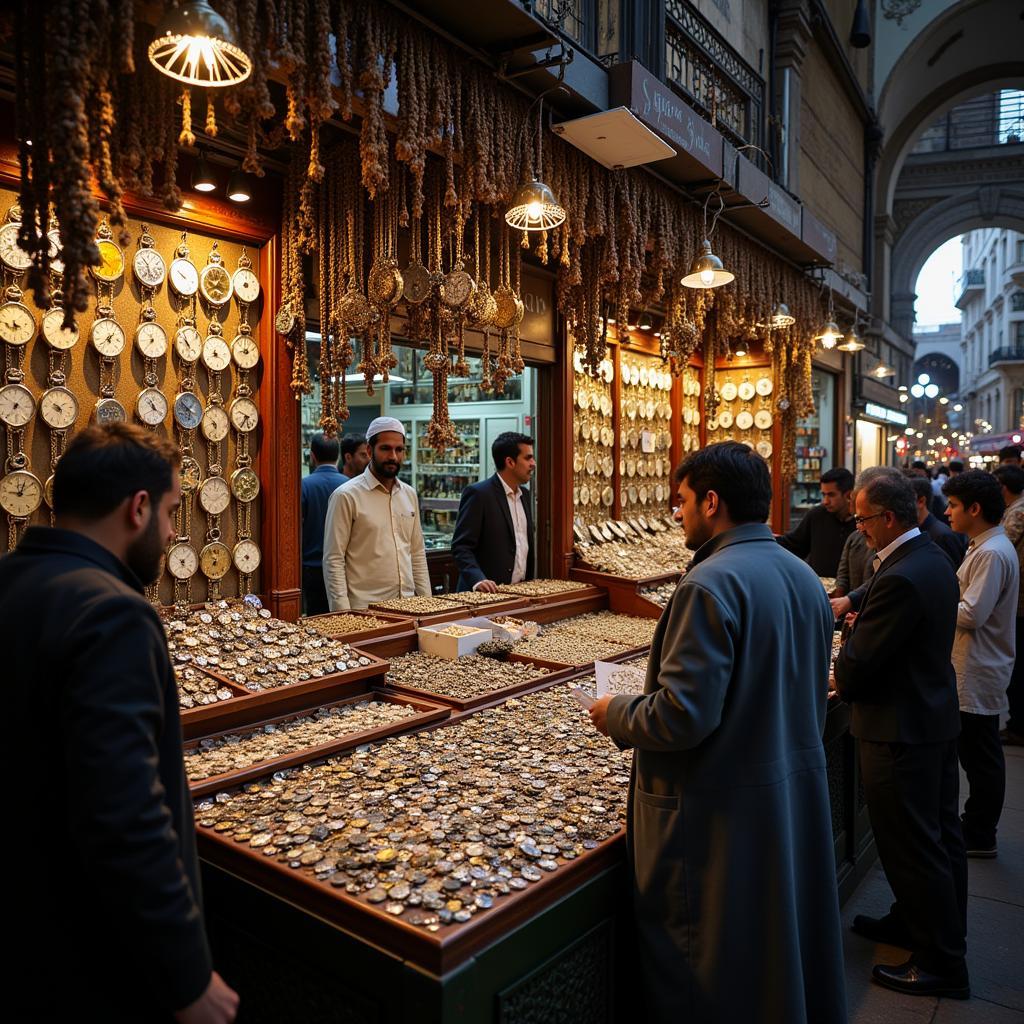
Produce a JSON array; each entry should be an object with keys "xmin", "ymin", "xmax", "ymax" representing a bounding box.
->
[{"xmin": 322, "ymin": 416, "xmax": 431, "ymax": 610}]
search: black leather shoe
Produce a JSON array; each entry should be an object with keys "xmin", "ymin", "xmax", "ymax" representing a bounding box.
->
[
  {"xmin": 851, "ymin": 914, "xmax": 912, "ymax": 947},
  {"xmin": 872, "ymin": 960, "xmax": 970, "ymax": 999}
]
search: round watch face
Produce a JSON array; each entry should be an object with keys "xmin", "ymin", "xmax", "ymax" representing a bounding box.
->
[
  {"xmin": 440, "ymin": 269, "xmax": 474, "ymax": 309},
  {"xmin": 41, "ymin": 307, "xmax": 79, "ymax": 350},
  {"xmin": 230, "ymin": 334, "xmax": 260, "ymax": 370},
  {"xmin": 0, "ymin": 221, "xmax": 32, "ymax": 272},
  {"xmin": 232, "ymin": 267, "xmax": 260, "ymax": 303},
  {"xmin": 230, "ymin": 466, "xmax": 260, "ymax": 502},
  {"xmin": 0, "ymin": 469, "xmax": 42, "ymax": 517},
  {"xmin": 198, "ymin": 475, "xmax": 231, "ymax": 515},
  {"xmin": 169, "ymin": 257, "xmax": 199, "ymax": 297},
  {"xmin": 93, "ymin": 397, "xmax": 127, "ymax": 425},
  {"xmin": 48, "ymin": 230, "xmax": 64, "ymax": 276},
  {"xmin": 173, "ymin": 391, "xmax": 203, "ymax": 430},
  {"xmin": 133, "ymin": 247, "xmax": 166, "ymax": 289},
  {"xmin": 0, "ymin": 383, "xmax": 36, "ymax": 428},
  {"xmin": 229, "ymin": 396, "xmax": 259, "ymax": 433},
  {"xmin": 0, "ymin": 301, "xmax": 36, "ymax": 346},
  {"xmin": 166, "ymin": 541, "xmax": 199, "ymax": 580},
  {"xmin": 233, "ymin": 538, "xmax": 261, "ymax": 574},
  {"xmin": 44, "ymin": 474, "xmax": 55, "ymax": 508},
  {"xmin": 174, "ymin": 325, "xmax": 202, "ymax": 363},
  {"xmin": 179, "ymin": 455, "xmax": 202, "ymax": 494},
  {"xmin": 202, "ymin": 334, "xmax": 231, "ymax": 372},
  {"xmin": 135, "ymin": 321, "xmax": 168, "ymax": 359},
  {"xmin": 91, "ymin": 317, "xmax": 126, "ymax": 357},
  {"xmin": 91, "ymin": 238, "xmax": 125, "ymax": 283},
  {"xmin": 402, "ymin": 263, "xmax": 431, "ymax": 305},
  {"xmin": 200, "ymin": 264, "xmax": 233, "ymax": 306},
  {"xmin": 200, "ymin": 541, "xmax": 232, "ymax": 580},
  {"xmin": 39, "ymin": 386, "xmax": 79, "ymax": 430},
  {"xmin": 201, "ymin": 403, "xmax": 230, "ymax": 442},
  {"xmin": 136, "ymin": 387, "xmax": 168, "ymax": 427}
]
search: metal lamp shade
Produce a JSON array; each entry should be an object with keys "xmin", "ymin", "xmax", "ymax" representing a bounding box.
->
[
  {"xmin": 148, "ymin": 1, "xmax": 252, "ymax": 87},
  {"xmin": 837, "ymin": 329, "xmax": 865, "ymax": 352},
  {"xmin": 769, "ymin": 302, "xmax": 795, "ymax": 327},
  {"xmin": 681, "ymin": 240, "xmax": 734, "ymax": 289},
  {"xmin": 505, "ymin": 178, "xmax": 566, "ymax": 231},
  {"xmin": 815, "ymin": 319, "xmax": 843, "ymax": 349}
]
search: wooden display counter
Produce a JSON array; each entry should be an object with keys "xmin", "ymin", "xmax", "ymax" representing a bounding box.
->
[{"xmin": 568, "ymin": 566, "xmax": 678, "ymax": 618}]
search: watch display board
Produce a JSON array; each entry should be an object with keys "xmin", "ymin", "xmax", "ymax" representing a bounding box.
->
[
  {"xmin": 618, "ymin": 351, "xmax": 673, "ymax": 518},
  {"xmin": 0, "ymin": 186, "xmax": 264, "ymax": 604}
]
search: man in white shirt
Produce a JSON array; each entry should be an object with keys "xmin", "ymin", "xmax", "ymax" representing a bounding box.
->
[
  {"xmin": 451, "ymin": 431, "xmax": 535, "ymax": 592},
  {"xmin": 942, "ymin": 469, "xmax": 1019, "ymax": 858},
  {"xmin": 322, "ymin": 417, "xmax": 431, "ymax": 611}
]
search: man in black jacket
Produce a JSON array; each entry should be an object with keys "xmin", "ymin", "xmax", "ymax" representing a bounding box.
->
[
  {"xmin": 777, "ymin": 466, "xmax": 855, "ymax": 576},
  {"xmin": 834, "ymin": 471, "xmax": 968, "ymax": 999},
  {"xmin": 2, "ymin": 425, "xmax": 238, "ymax": 1023},
  {"xmin": 909, "ymin": 474, "xmax": 967, "ymax": 568},
  {"xmin": 451, "ymin": 431, "xmax": 535, "ymax": 592}
]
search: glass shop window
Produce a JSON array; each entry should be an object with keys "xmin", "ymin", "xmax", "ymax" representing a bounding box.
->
[{"xmin": 790, "ymin": 368, "xmax": 836, "ymax": 526}]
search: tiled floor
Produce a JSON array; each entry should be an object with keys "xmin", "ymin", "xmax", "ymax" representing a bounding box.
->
[{"xmin": 844, "ymin": 731, "xmax": 1024, "ymax": 1023}]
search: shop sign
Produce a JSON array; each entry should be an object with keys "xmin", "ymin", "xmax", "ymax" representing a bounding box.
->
[
  {"xmin": 519, "ymin": 266, "xmax": 554, "ymax": 348},
  {"xmin": 864, "ymin": 402, "xmax": 908, "ymax": 425},
  {"xmin": 736, "ymin": 158, "xmax": 801, "ymax": 236},
  {"xmin": 609, "ymin": 62, "xmax": 723, "ymax": 177}
]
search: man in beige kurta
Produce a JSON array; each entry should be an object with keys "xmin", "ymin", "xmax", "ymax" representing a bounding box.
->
[{"xmin": 322, "ymin": 417, "xmax": 431, "ymax": 610}]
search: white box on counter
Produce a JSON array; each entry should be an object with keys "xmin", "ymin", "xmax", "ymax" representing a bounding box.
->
[{"xmin": 417, "ymin": 622, "xmax": 493, "ymax": 660}]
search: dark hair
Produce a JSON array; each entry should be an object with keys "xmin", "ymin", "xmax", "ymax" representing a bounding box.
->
[
  {"xmin": 999, "ymin": 445, "xmax": 1021, "ymax": 462},
  {"xmin": 674, "ymin": 441, "xmax": 772, "ymax": 523},
  {"xmin": 340, "ymin": 433, "xmax": 367, "ymax": 460},
  {"xmin": 948, "ymin": 460, "xmax": 965, "ymax": 473},
  {"xmin": 942, "ymin": 469, "xmax": 1005, "ymax": 524},
  {"xmin": 860, "ymin": 473, "xmax": 917, "ymax": 527},
  {"xmin": 911, "ymin": 460, "xmax": 927, "ymax": 470},
  {"xmin": 820, "ymin": 467, "xmax": 854, "ymax": 492},
  {"xmin": 310, "ymin": 433, "xmax": 340, "ymax": 464},
  {"xmin": 909, "ymin": 476, "xmax": 933, "ymax": 503},
  {"xmin": 993, "ymin": 464, "xmax": 1024, "ymax": 496},
  {"xmin": 54, "ymin": 423, "xmax": 180, "ymax": 520},
  {"xmin": 492, "ymin": 431, "xmax": 533, "ymax": 471}
]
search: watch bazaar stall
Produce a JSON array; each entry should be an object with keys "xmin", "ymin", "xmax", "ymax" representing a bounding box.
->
[{"xmin": 2, "ymin": 3, "xmax": 872, "ymax": 1021}]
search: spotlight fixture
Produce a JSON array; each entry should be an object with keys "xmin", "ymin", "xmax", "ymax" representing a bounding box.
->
[
  {"xmin": 682, "ymin": 189, "xmax": 733, "ymax": 289},
  {"xmin": 226, "ymin": 167, "xmax": 252, "ymax": 203},
  {"xmin": 191, "ymin": 148, "xmax": 217, "ymax": 193},
  {"xmin": 638, "ymin": 310, "xmax": 653, "ymax": 331},
  {"xmin": 506, "ymin": 96, "xmax": 565, "ymax": 231},
  {"xmin": 734, "ymin": 338, "xmax": 749, "ymax": 358},
  {"xmin": 148, "ymin": 1, "xmax": 253, "ymax": 87}
]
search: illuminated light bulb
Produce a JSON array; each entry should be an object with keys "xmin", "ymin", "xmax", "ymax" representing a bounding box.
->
[
  {"xmin": 700, "ymin": 268, "xmax": 716, "ymax": 286},
  {"xmin": 526, "ymin": 200, "xmax": 543, "ymax": 222}
]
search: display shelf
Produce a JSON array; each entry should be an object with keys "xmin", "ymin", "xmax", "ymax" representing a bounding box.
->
[
  {"xmin": 432, "ymin": 593, "xmax": 534, "ymax": 617},
  {"xmin": 568, "ymin": 566, "xmax": 678, "ymax": 618},
  {"xmin": 186, "ymin": 688, "xmax": 452, "ymax": 798},
  {"xmin": 494, "ymin": 582, "xmax": 605, "ymax": 608},
  {"xmin": 301, "ymin": 609, "xmax": 417, "ymax": 645},
  {"xmin": 366, "ymin": 601, "xmax": 471, "ymax": 626}
]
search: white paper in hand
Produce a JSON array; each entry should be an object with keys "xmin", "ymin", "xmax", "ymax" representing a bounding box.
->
[{"xmin": 570, "ymin": 688, "xmax": 596, "ymax": 710}]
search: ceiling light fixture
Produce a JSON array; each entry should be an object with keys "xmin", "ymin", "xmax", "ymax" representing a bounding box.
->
[
  {"xmin": 226, "ymin": 167, "xmax": 252, "ymax": 202},
  {"xmin": 506, "ymin": 95, "xmax": 565, "ymax": 231},
  {"xmin": 148, "ymin": 1, "xmax": 253, "ymax": 88},
  {"xmin": 815, "ymin": 286, "xmax": 844, "ymax": 350},
  {"xmin": 682, "ymin": 189, "xmax": 734, "ymax": 289},
  {"xmin": 837, "ymin": 325, "xmax": 865, "ymax": 352},
  {"xmin": 191, "ymin": 147, "xmax": 217, "ymax": 193}
]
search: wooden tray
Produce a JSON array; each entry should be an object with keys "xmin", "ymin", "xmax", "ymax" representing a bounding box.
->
[
  {"xmin": 495, "ymin": 581, "xmax": 605, "ymax": 606},
  {"xmin": 433, "ymin": 593, "xmax": 534, "ymax": 616},
  {"xmin": 301, "ymin": 608, "xmax": 416, "ymax": 644},
  {"xmin": 179, "ymin": 653, "xmax": 389, "ymax": 740},
  {"xmin": 354, "ymin": 632, "xmax": 576, "ymax": 711},
  {"xmin": 186, "ymin": 687, "xmax": 451, "ymax": 797},
  {"xmin": 570, "ymin": 566, "xmax": 678, "ymax": 619},
  {"xmin": 508, "ymin": 640, "xmax": 651, "ymax": 673},
  {"xmin": 366, "ymin": 601, "xmax": 471, "ymax": 626}
]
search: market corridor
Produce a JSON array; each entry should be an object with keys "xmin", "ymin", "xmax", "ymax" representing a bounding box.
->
[{"xmin": 844, "ymin": 734, "xmax": 1024, "ymax": 1022}]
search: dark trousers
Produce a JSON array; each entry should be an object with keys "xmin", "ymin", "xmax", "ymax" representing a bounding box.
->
[
  {"xmin": 302, "ymin": 565, "xmax": 329, "ymax": 616},
  {"xmin": 859, "ymin": 738, "xmax": 967, "ymax": 973},
  {"xmin": 958, "ymin": 711, "xmax": 1006, "ymax": 848},
  {"xmin": 1008, "ymin": 617, "xmax": 1024, "ymax": 734}
]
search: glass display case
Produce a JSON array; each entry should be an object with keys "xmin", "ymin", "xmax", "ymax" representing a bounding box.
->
[{"xmin": 790, "ymin": 368, "xmax": 836, "ymax": 524}]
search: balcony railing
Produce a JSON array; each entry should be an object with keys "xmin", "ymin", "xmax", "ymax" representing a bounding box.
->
[
  {"xmin": 989, "ymin": 347, "xmax": 1024, "ymax": 367},
  {"xmin": 956, "ymin": 269, "xmax": 985, "ymax": 309},
  {"xmin": 664, "ymin": 0, "xmax": 765, "ymax": 160},
  {"xmin": 529, "ymin": 0, "xmax": 619, "ymax": 65}
]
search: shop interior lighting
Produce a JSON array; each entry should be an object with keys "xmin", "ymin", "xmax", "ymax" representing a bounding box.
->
[
  {"xmin": 506, "ymin": 95, "xmax": 566, "ymax": 232},
  {"xmin": 768, "ymin": 302, "xmax": 795, "ymax": 328},
  {"xmin": 815, "ymin": 320, "xmax": 843, "ymax": 350},
  {"xmin": 939, "ymin": 396, "xmax": 949, "ymax": 405},
  {"xmin": 954, "ymin": 403, "xmax": 963, "ymax": 411},
  {"xmin": 226, "ymin": 167, "xmax": 252, "ymax": 202},
  {"xmin": 148, "ymin": 1, "xmax": 253, "ymax": 87},
  {"xmin": 638, "ymin": 310, "xmax": 653, "ymax": 331},
  {"xmin": 924, "ymin": 383, "xmax": 939, "ymax": 399},
  {"xmin": 682, "ymin": 190, "xmax": 734, "ymax": 289},
  {"xmin": 191, "ymin": 148, "xmax": 217, "ymax": 192},
  {"xmin": 869, "ymin": 361, "xmax": 895, "ymax": 379},
  {"xmin": 734, "ymin": 338, "xmax": 749, "ymax": 357},
  {"xmin": 899, "ymin": 393, "xmax": 909, "ymax": 402}
]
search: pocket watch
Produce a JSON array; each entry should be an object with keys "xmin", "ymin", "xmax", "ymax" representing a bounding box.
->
[
  {"xmin": 198, "ymin": 475, "xmax": 231, "ymax": 514},
  {"xmin": 0, "ymin": 469, "xmax": 42, "ymax": 517},
  {"xmin": 0, "ymin": 223, "xmax": 32, "ymax": 273},
  {"xmin": 199, "ymin": 244, "xmax": 233, "ymax": 307},
  {"xmin": 0, "ymin": 383, "xmax": 35, "ymax": 427},
  {"xmin": 39, "ymin": 386, "xmax": 78, "ymax": 430},
  {"xmin": 735, "ymin": 410, "xmax": 754, "ymax": 431},
  {"xmin": 367, "ymin": 257, "xmax": 403, "ymax": 308},
  {"xmin": 44, "ymin": 474, "xmax": 55, "ymax": 508},
  {"xmin": 232, "ymin": 254, "xmax": 260, "ymax": 304},
  {"xmin": 174, "ymin": 325, "xmax": 202, "ymax": 363},
  {"xmin": 91, "ymin": 219, "xmax": 125, "ymax": 283},
  {"xmin": 338, "ymin": 283, "xmax": 371, "ymax": 333},
  {"xmin": 274, "ymin": 300, "xmax": 296, "ymax": 336},
  {"xmin": 754, "ymin": 409, "xmax": 773, "ymax": 430},
  {"xmin": 41, "ymin": 307, "xmax": 79, "ymax": 350},
  {"xmin": 738, "ymin": 380, "xmax": 756, "ymax": 402},
  {"xmin": 136, "ymin": 387, "xmax": 169, "ymax": 427},
  {"xmin": 0, "ymin": 299, "xmax": 35, "ymax": 346},
  {"xmin": 229, "ymin": 395, "xmax": 259, "ymax": 433},
  {"xmin": 233, "ymin": 538, "xmax": 261, "ymax": 574},
  {"xmin": 201, "ymin": 403, "xmax": 230, "ymax": 442},
  {"xmin": 48, "ymin": 229, "xmax": 64, "ymax": 276},
  {"xmin": 91, "ymin": 317, "xmax": 126, "ymax": 357},
  {"xmin": 231, "ymin": 333, "xmax": 260, "ymax": 370},
  {"xmin": 167, "ymin": 540, "xmax": 199, "ymax": 580},
  {"xmin": 93, "ymin": 397, "xmax": 127, "ymax": 424},
  {"xmin": 230, "ymin": 466, "xmax": 260, "ymax": 502},
  {"xmin": 169, "ymin": 235, "xmax": 199, "ymax": 297},
  {"xmin": 133, "ymin": 227, "xmax": 166, "ymax": 289},
  {"xmin": 491, "ymin": 285, "xmax": 518, "ymax": 329},
  {"xmin": 173, "ymin": 391, "xmax": 203, "ymax": 430},
  {"xmin": 202, "ymin": 334, "xmax": 231, "ymax": 372},
  {"xmin": 180, "ymin": 455, "xmax": 202, "ymax": 494},
  {"xmin": 135, "ymin": 321, "xmax": 168, "ymax": 359},
  {"xmin": 403, "ymin": 261, "xmax": 432, "ymax": 305},
  {"xmin": 199, "ymin": 540, "xmax": 231, "ymax": 580},
  {"xmin": 440, "ymin": 265, "xmax": 475, "ymax": 310}
]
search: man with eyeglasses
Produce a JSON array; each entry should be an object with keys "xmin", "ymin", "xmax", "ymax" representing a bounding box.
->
[{"xmin": 834, "ymin": 471, "xmax": 967, "ymax": 999}]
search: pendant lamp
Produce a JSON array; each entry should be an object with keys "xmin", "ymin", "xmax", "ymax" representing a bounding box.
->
[
  {"xmin": 506, "ymin": 97, "xmax": 565, "ymax": 231},
  {"xmin": 769, "ymin": 302, "xmax": 795, "ymax": 327},
  {"xmin": 149, "ymin": 1, "xmax": 253, "ymax": 88},
  {"xmin": 681, "ymin": 190, "xmax": 733, "ymax": 289}
]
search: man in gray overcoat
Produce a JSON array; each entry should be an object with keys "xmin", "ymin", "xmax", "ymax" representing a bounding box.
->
[{"xmin": 589, "ymin": 442, "xmax": 847, "ymax": 1023}]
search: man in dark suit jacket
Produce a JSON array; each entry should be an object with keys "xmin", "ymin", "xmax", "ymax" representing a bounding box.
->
[
  {"xmin": 451, "ymin": 431, "xmax": 535, "ymax": 592},
  {"xmin": 1, "ymin": 425, "xmax": 238, "ymax": 1023},
  {"xmin": 834, "ymin": 471, "xmax": 968, "ymax": 1000},
  {"xmin": 909, "ymin": 474, "xmax": 967, "ymax": 568}
]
